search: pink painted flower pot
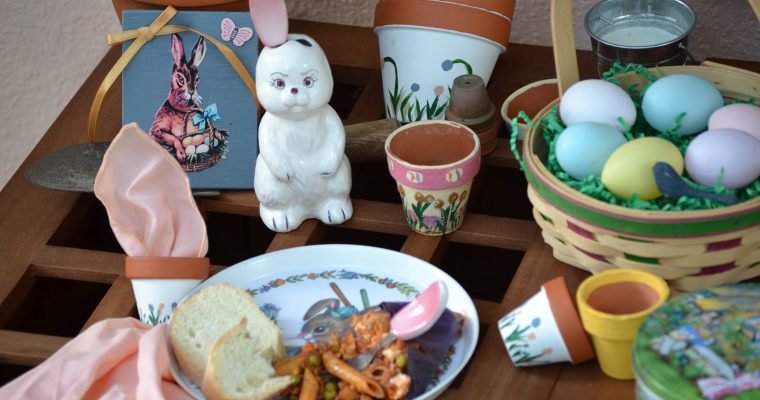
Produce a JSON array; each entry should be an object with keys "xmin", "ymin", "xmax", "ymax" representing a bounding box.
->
[{"xmin": 385, "ymin": 121, "xmax": 481, "ymax": 235}]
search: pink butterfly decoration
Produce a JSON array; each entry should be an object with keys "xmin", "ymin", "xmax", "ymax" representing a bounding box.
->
[{"xmin": 220, "ymin": 17, "xmax": 254, "ymax": 47}]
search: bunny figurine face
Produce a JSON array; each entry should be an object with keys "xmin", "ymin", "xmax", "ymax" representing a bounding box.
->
[{"xmin": 255, "ymin": 34, "xmax": 333, "ymax": 121}]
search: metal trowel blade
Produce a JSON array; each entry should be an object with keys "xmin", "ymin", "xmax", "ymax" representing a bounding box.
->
[{"xmin": 24, "ymin": 142, "xmax": 110, "ymax": 193}]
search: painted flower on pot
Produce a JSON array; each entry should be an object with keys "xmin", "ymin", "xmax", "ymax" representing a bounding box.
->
[
  {"xmin": 400, "ymin": 189, "xmax": 469, "ymax": 234},
  {"xmin": 382, "ymin": 56, "xmax": 474, "ymax": 123}
]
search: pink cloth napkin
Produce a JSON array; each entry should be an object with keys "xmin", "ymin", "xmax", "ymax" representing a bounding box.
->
[
  {"xmin": 94, "ymin": 122, "xmax": 208, "ymax": 258},
  {"xmin": 0, "ymin": 318, "xmax": 192, "ymax": 400},
  {"xmin": 0, "ymin": 123, "xmax": 213, "ymax": 398}
]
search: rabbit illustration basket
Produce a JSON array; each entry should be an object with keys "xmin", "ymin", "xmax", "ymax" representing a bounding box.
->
[
  {"xmin": 523, "ymin": 64, "xmax": 760, "ymax": 292},
  {"xmin": 165, "ymin": 109, "xmax": 229, "ymax": 173}
]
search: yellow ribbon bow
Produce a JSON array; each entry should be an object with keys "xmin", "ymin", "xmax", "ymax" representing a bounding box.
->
[{"xmin": 88, "ymin": 6, "xmax": 259, "ymax": 143}]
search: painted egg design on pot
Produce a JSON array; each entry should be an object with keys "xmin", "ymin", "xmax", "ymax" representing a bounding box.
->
[
  {"xmin": 406, "ymin": 171, "xmax": 423, "ymax": 184},
  {"xmin": 446, "ymin": 168, "xmax": 464, "ymax": 183}
]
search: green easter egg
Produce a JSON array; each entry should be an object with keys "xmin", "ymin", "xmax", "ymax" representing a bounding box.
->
[{"xmin": 601, "ymin": 137, "xmax": 683, "ymax": 201}]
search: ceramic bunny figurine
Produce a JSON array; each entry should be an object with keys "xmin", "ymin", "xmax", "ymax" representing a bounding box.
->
[{"xmin": 250, "ymin": 0, "xmax": 353, "ymax": 232}]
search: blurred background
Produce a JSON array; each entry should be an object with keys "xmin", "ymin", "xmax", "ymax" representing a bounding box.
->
[{"xmin": 0, "ymin": 0, "xmax": 757, "ymax": 190}]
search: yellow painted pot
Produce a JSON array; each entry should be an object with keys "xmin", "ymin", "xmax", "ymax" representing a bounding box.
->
[{"xmin": 576, "ymin": 269, "xmax": 669, "ymax": 379}]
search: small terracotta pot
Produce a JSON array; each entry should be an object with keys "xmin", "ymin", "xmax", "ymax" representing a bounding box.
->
[
  {"xmin": 446, "ymin": 74, "xmax": 499, "ymax": 157},
  {"xmin": 501, "ymin": 79, "xmax": 559, "ymax": 140},
  {"xmin": 374, "ymin": 0, "xmax": 515, "ymax": 123},
  {"xmin": 385, "ymin": 121, "xmax": 481, "ymax": 235},
  {"xmin": 576, "ymin": 269, "xmax": 669, "ymax": 380},
  {"xmin": 499, "ymin": 276, "xmax": 595, "ymax": 367},
  {"xmin": 125, "ymin": 256, "xmax": 210, "ymax": 325}
]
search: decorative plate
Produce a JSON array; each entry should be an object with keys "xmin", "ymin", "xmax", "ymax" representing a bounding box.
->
[{"xmin": 168, "ymin": 244, "xmax": 479, "ymax": 400}]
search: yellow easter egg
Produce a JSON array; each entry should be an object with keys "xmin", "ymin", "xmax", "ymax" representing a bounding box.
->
[
  {"xmin": 601, "ymin": 137, "xmax": 683, "ymax": 200},
  {"xmin": 182, "ymin": 136, "xmax": 193, "ymax": 146}
]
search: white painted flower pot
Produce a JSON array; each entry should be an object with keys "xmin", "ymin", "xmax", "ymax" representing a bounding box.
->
[
  {"xmin": 376, "ymin": 25, "xmax": 504, "ymax": 123},
  {"xmin": 131, "ymin": 278, "xmax": 202, "ymax": 325}
]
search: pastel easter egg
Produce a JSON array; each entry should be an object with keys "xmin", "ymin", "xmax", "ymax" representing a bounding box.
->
[
  {"xmin": 708, "ymin": 103, "xmax": 760, "ymax": 141},
  {"xmin": 185, "ymin": 145, "xmax": 196, "ymax": 155},
  {"xmin": 196, "ymin": 144, "xmax": 210, "ymax": 154},
  {"xmin": 182, "ymin": 136, "xmax": 193, "ymax": 147},
  {"xmin": 556, "ymin": 122, "xmax": 628, "ymax": 180},
  {"xmin": 642, "ymin": 74, "xmax": 723, "ymax": 135},
  {"xmin": 560, "ymin": 79, "xmax": 637, "ymax": 131},
  {"xmin": 204, "ymin": 136, "xmax": 211, "ymax": 146},
  {"xmin": 191, "ymin": 134, "xmax": 205, "ymax": 146},
  {"xmin": 685, "ymin": 128, "xmax": 760, "ymax": 189},
  {"xmin": 601, "ymin": 137, "xmax": 684, "ymax": 200}
]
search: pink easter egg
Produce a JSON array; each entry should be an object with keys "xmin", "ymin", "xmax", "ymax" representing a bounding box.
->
[{"xmin": 708, "ymin": 103, "xmax": 760, "ymax": 141}]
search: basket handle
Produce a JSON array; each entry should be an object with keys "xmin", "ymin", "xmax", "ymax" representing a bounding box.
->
[
  {"xmin": 550, "ymin": 0, "xmax": 580, "ymax": 97},
  {"xmin": 750, "ymin": 0, "xmax": 760, "ymax": 22}
]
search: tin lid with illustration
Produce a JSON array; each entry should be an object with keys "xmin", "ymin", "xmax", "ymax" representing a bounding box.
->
[{"xmin": 633, "ymin": 283, "xmax": 760, "ymax": 400}]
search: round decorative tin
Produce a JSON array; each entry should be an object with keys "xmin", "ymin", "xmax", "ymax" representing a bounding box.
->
[{"xmin": 633, "ymin": 283, "xmax": 760, "ymax": 400}]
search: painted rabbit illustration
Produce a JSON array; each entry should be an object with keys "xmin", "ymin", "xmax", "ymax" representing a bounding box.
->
[
  {"xmin": 250, "ymin": 0, "xmax": 353, "ymax": 232},
  {"xmin": 150, "ymin": 33, "xmax": 205, "ymax": 162},
  {"xmin": 150, "ymin": 33, "xmax": 228, "ymax": 171},
  {"xmin": 299, "ymin": 298, "xmax": 359, "ymax": 343}
]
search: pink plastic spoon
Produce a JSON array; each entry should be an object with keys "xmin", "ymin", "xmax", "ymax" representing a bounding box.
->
[{"xmin": 345, "ymin": 280, "xmax": 448, "ymax": 370}]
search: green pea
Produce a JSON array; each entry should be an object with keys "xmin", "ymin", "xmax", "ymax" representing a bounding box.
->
[
  {"xmin": 396, "ymin": 354, "xmax": 407, "ymax": 369},
  {"xmin": 308, "ymin": 353, "xmax": 321, "ymax": 367},
  {"xmin": 324, "ymin": 381, "xmax": 337, "ymax": 392},
  {"xmin": 292, "ymin": 373, "xmax": 302, "ymax": 385},
  {"xmin": 323, "ymin": 388, "xmax": 336, "ymax": 400}
]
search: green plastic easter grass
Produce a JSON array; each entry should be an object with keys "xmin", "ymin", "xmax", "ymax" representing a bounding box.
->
[{"xmin": 510, "ymin": 63, "xmax": 760, "ymax": 211}]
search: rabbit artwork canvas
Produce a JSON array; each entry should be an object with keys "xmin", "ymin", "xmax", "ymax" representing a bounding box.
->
[
  {"xmin": 250, "ymin": 0, "xmax": 353, "ymax": 232},
  {"xmin": 122, "ymin": 10, "xmax": 259, "ymax": 189}
]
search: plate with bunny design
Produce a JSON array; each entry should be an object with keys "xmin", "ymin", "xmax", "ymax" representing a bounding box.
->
[{"xmin": 168, "ymin": 244, "xmax": 479, "ymax": 400}]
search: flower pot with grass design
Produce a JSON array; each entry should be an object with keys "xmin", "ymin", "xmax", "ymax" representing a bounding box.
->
[{"xmin": 374, "ymin": 0, "xmax": 515, "ymax": 123}]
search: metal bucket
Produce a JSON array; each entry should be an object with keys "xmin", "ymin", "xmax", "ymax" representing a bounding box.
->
[{"xmin": 585, "ymin": 0, "xmax": 696, "ymax": 76}]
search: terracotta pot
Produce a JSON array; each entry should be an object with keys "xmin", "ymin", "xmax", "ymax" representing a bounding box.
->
[
  {"xmin": 385, "ymin": 121, "xmax": 481, "ymax": 235},
  {"xmin": 374, "ymin": 0, "xmax": 514, "ymax": 49},
  {"xmin": 498, "ymin": 276, "xmax": 595, "ymax": 367},
  {"xmin": 374, "ymin": 0, "xmax": 515, "ymax": 123},
  {"xmin": 126, "ymin": 256, "xmax": 211, "ymax": 325},
  {"xmin": 501, "ymin": 79, "xmax": 559, "ymax": 140},
  {"xmin": 576, "ymin": 269, "xmax": 669, "ymax": 380},
  {"xmin": 446, "ymin": 74, "xmax": 499, "ymax": 156}
]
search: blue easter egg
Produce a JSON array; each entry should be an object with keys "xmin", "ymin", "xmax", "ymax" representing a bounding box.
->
[
  {"xmin": 642, "ymin": 74, "xmax": 724, "ymax": 136},
  {"xmin": 556, "ymin": 122, "xmax": 628, "ymax": 181}
]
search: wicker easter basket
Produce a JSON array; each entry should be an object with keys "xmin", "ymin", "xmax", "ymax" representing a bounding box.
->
[
  {"xmin": 160, "ymin": 109, "xmax": 229, "ymax": 173},
  {"xmin": 523, "ymin": 0, "xmax": 760, "ymax": 291}
]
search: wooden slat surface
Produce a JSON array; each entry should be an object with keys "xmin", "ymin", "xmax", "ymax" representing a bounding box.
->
[
  {"xmin": 0, "ymin": 18, "xmax": 758, "ymax": 399},
  {"xmin": 0, "ymin": 330, "xmax": 70, "ymax": 367}
]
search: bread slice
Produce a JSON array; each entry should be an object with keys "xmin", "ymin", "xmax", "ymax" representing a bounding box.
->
[
  {"xmin": 202, "ymin": 318, "xmax": 294, "ymax": 400},
  {"xmin": 169, "ymin": 283, "xmax": 286, "ymax": 385}
]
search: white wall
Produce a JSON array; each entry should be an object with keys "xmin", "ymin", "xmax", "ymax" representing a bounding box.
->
[{"xmin": 1, "ymin": 0, "xmax": 757, "ymax": 191}]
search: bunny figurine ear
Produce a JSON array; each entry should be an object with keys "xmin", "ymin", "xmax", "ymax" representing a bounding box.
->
[
  {"xmin": 94, "ymin": 123, "xmax": 208, "ymax": 259},
  {"xmin": 249, "ymin": 0, "xmax": 289, "ymax": 47}
]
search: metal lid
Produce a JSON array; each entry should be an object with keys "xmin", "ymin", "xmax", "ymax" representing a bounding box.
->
[{"xmin": 633, "ymin": 284, "xmax": 760, "ymax": 400}]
